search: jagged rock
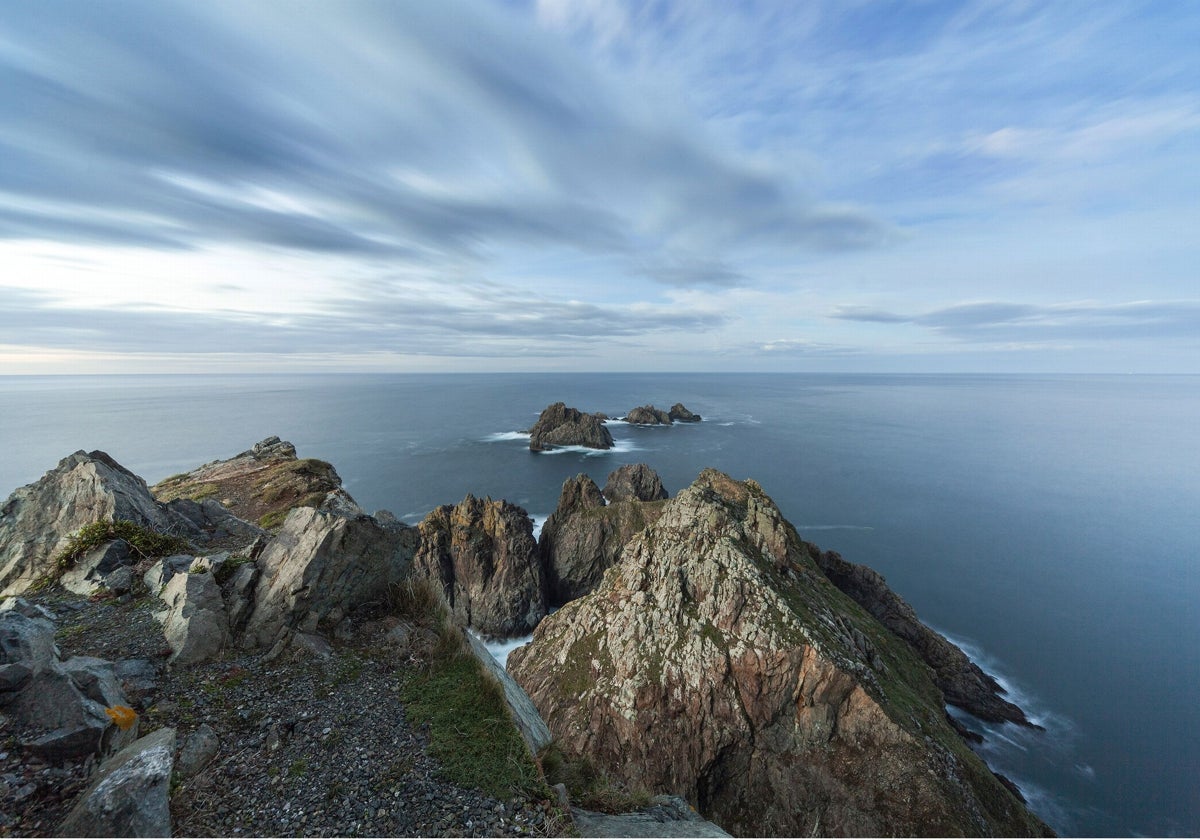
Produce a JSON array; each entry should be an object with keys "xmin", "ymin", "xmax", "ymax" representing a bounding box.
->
[
  {"xmin": 465, "ymin": 632, "xmax": 552, "ymax": 754},
  {"xmin": 58, "ymin": 727, "xmax": 175, "ymax": 838},
  {"xmin": 814, "ymin": 548, "xmax": 1034, "ymax": 726},
  {"xmin": 0, "ymin": 451, "xmax": 175, "ymax": 597},
  {"xmin": 241, "ymin": 508, "xmax": 418, "ymax": 652},
  {"xmin": 152, "ymin": 436, "xmax": 361, "ymax": 529},
  {"xmin": 528, "ymin": 403, "xmax": 614, "ymax": 452},
  {"xmin": 142, "ymin": 554, "xmax": 194, "ymax": 595},
  {"xmin": 624, "ymin": 405, "xmax": 673, "ymax": 425},
  {"xmin": 413, "ymin": 496, "xmax": 546, "ymax": 637},
  {"xmin": 667, "ymin": 403, "xmax": 701, "ymax": 423},
  {"xmin": 573, "ymin": 796, "xmax": 730, "ymax": 838},
  {"xmin": 540, "ymin": 473, "xmax": 666, "ymax": 605},
  {"xmin": 0, "ymin": 597, "xmax": 57, "ymax": 622},
  {"xmin": 177, "ymin": 723, "xmax": 220, "ymax": 778},
  {"xmin": 222, "ymin": 562, "xmax": 260, "ymax": 635},
  {"xmin": 510, "ymin": 469, "xmax": 1049, "ymax": 837},
  {"xmin": 161, "ymin": 497, "xmax": 265, "ymax": 546},
  {"xmin": 156, "ymin": 571, "xmax": 230, "ymax": 666},
  {"xmin": 59, "ymin": 539, "xmax": 134, "ymax": 596},
  {"xmin": 0, "ymin": 609, "xmax": 57, "ymax": 669},
  {"xmin": 602, "ymin": 464, "xmax": 669, "ymax": 503}
]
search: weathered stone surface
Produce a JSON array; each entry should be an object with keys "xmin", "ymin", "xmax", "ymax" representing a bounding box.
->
[
  {"xmin": 413, "ymin": 496, "xmax": 546, "ymax": 637},
  {"xmin": 539, "ymin": 473, "xmax": 666, "ymax": 606},
  {"xmin": 624, "ymin": 405, "xmax": 673, "ymax": 425},
  {"xmin": 59, "ymin": 539, "xmax": 134, "ymax": 596},
  {"xmin": 161, "ymin": 497, "xmax": 265, "ymax": 547},
  {"xmin": 510, "ymin": 469, "xmax": 1049, "ymax": 837},
  {"xmin": 573, "ymin": 796, "xmax": 730, "ymax": 838},
  {"xmin": 667, "ymin": 403, "xmax": 701, "ymax": 423},
  {"xmin": 241, "ymin": 508, "xmax": 418, "ymax": 651},
  {"xmin": 58, "ymin": 726, "xmax": 175, "ymax": 838},
  {"xmin": 152, "ymin": 436, "xmax": 361, "ymax": 529},
  {"xmin": 528, "ymin": 403, "xmax": 614, "ymax": 452},
  {"xmin": 465, "ymin": 632, "xmax": 552, "ymax": 754},
  {"xmin": 0, "ymin": 610, "xmax": 57, "ymax": 669},
  {"xmin": 814, "ymin": 548, "xmax": 1034, "ymax": 726},
  {"xmin": 602, "ymin": 464, "xmax": 668, "ymax": 503},
  {"xmin": 156, "ymin": 571, "xmax": 230, "ymax": 666},
  {"xmin": 177, "ymin": 723, "xmax": 220, "ymax": 778},
  {"xmin": 0, "ymin": 451, "xmax": 176, "ymax": 597},
  {"xmin": 143, "ymin": 554, "xmax": 194, "ymax": 595}
]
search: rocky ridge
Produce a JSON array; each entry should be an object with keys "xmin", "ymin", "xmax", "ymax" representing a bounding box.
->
[{"xmin": 509, "ymin": 469, "xmax": 1050, "ymax": 837}]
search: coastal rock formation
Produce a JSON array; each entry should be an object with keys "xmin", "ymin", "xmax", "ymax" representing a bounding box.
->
[
  {"xmin": 241, "ymin": 507, "xmax": 418, "ymax": 654},
  {"xmin": 153, "ymin": 436, "xmax": 361, "ymax": 529},
  {"xmin": 510, "ymin": 470, "xmax": 1048, "ymax": 837},
  {"xmin": 668, "ymin": 403, "xmax": 701, "ymax": 423},
  {"xmin": 624, "ymin": 405, "xmax": 673, "ymax": 425},
  {"xmin": 602, "ymin": 464, "xmax": 669, "ymax": 503},
  {"xmin": 528, "ymin": 403, "xmax": 614, "ymax": 452},
  {"xmin": 413, "ymin": 496, "xmax": 546, "ymax": 637},
  {"xmin": 540, "ymin": 470, "xmax": 667, "ymax": 605},
  {"xmin": 814, "ymin": 548, "xmax": 1033, "ymax": 726}
]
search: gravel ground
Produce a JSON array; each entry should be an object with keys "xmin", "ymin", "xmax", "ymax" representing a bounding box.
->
[{"xmin": 1, "ymin": 588, "xmax": 568, "ymax": 838}]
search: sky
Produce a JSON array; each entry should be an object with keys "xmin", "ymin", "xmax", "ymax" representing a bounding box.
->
[{"xmin": 1, "ymin": 0, "xmax": 1197, "ymax": 374}]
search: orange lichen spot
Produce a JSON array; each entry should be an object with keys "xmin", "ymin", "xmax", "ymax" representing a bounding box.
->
[{"xmin": 105, "ymin": 705, "xmax": 139, "ymax": 731}]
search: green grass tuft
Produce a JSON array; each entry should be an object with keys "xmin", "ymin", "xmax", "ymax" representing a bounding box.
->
[{"xmin": 53, "ymin": 520, "xmax": 190, "ymax": 572}]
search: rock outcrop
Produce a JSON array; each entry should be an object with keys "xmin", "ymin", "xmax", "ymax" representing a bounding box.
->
[
  {"xmin": 814, "ymin": 548, "xmax": 1033, "ymax": 726},
  {"xmin": 156, "ymin": 570, "xmax": 230, "ymax": 666},
  {"xmin": 667, "ymin": 403, "xmax": 701, "ymax": 423},
  {"xmin": 413, "ymin": 496, "xmax": 546, "ymax": 637},
  {"xmin": 510, "ymin": 470, "xmax": 1048, "ymax": 837},
  {"xmin": 539, "ymin": 470, "xmax": 667, "ymax": 605},
  {"xmin": 602, "ymin": 464, "xmax": 669, "ymax": 503},
  {"xmin": 527, "ymin": 403, "xmax": 614, "ymax": 452},
  {"xmin": 624, "ymin": 405, "xmax": 673, "ymax": 425},
  {"xmin": 58, "ymin": 726, "xmax": 176, "ymax": 838},
  {"xmin": 152, "ymin": 436, "xmax": 361, "ymax": 529},
  {"xmin": 241, "ymin": 507, "xmax": 418, "ymax": 654}
]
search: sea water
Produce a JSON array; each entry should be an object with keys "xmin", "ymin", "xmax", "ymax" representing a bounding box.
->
[{"xmin": 1, "ymin": 372, "xmax": 1196, "ymax": 836}]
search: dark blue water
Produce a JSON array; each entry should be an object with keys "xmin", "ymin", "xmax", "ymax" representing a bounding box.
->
[{"xmin": 1, "ymin": 372, "xmax": 1196, "ymax": 836}]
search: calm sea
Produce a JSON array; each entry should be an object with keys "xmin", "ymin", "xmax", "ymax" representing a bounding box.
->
[{"xmin": 1, "ymin": 372, "xmax": 1196, "ymax": 836}]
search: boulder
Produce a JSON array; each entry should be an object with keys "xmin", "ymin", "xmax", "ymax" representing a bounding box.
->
[
  {"xmin": 58, "ymin": 726, "xmax": 176, "ymax": 838},
  {"xmin": 602, "ymin": 464, "xmax": 669, "ymax": 503},
  {"xmin": 58, "ymin": 539, "xmax": 134, "ymax": 596},
  {"xmin": 573, "ymin": 796, "xmax": 730, "ymax": 838},
  {"xmin": 510, "ymin": 469, "xmax": 1049, "ymax": 837},
  {"xmin": 152, "ymin": 436, "xmax": 361, "ymax": 530},
  {"xmin": 624, "ymin": 405, "xmax": 673, "ymax": 425},
  {"xmin": 176, "ymin": 723, "xmax": 220, "ymax": 778},
  {"xmin": 240, "ymin": 508, "xmax": 418, "ymax": 652},
  {"xmin": 540, "ymin": 473, "xmax": 667, "ymax": 606},
  {"xmin": 156, "ymin": 571, "xmax": 230, "ymax": 666},
  {"xmin": 814, "ymin": 548, "xmax": 1034, "ymax": 726},
  {"xmin": 667, "ymin": 403, "xmax": 701, "ymax": 423},
  {"xmin": 528, "ymin": 403, "xmax": 614, "ymax": 452},
  {"xmin": 413, "ymin": 496, "xmax": 546, "ymax": 637}
]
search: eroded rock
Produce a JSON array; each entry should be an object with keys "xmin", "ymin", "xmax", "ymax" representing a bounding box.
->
[
  {"xmin": 413, "ymin": 496, "xmax": 545, "ymax": 637},
  {"xmin": 156, "ymin": 571, "xmax": 230, "ymax": 666},
  {"xmin": 624, "ymin": 405, "xmax": 673, "ymax": 425},
  {"xmin": 528, "ymin": 403, "xmax": 614, "ymax": 452},
  {"xmin": 667, "ymin": 403, "xmax": 701, "ymax": 423},
  {"xmin": 510, "ymin": 469, "xmax": 1049, "ymax": 837}
]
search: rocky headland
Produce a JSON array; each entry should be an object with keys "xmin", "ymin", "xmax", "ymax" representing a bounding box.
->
[{"xmin": 0, "ymin": 437, "xmax": 1048, "ymax": 837}]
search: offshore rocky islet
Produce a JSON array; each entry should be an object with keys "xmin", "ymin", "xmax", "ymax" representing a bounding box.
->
[{"xmin": 0, "ymin": 425, "xmax": 1048, "ymax": 836}]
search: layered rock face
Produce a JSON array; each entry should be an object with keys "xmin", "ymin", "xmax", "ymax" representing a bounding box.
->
[
  {"xmin": 0, "ymin": 451, "xmax": 199, "ymax": 597},
  {"xmin": 814, "ymin": 549, "xmax": 1033, "ymax": 726},
  {"xmin": 540, "ymin": 469, "xmax": 667, "ymax": 605},
  {"xmin": 152, "ymin": 436, "xmax": 361, "ymax": 528},
  {"xmin": 528, "ymin": 403, "xmax": 614, "ymax": 452},
  {"xmin": 510, "ymin": 470, "xmax": 1048, "ymax": 837},
  {"xmin": 242, "ymin": 507, "xmax": 418, "ymax": 653},
  {"xmin": 413, "ymin": 496, "xmax": 546, "ymax": 637}
]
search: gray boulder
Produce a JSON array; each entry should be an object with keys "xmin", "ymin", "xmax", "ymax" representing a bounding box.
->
[
  {"xmin": 156, "ymin": 571, "xmax": 230, "ymax": 666},
  {"xmin": 176, "ymin": 723, "xmax": 220, "ymax": 778},
  {"xmin": 58, "ymin": 727, "xmax": 176, "ymax": 838},
  {"xmin": 241, "ymin": 507, "xmax": 418, "ymax": 652},
  {"xmin": 59, "ymin": 539, "xmax": 134, "ymax": 596}
]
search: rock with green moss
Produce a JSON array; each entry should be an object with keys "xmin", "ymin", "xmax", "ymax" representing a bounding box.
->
[{"xmin": 509, "ymin": 469, "xmax": 1051, "ymax": 837}]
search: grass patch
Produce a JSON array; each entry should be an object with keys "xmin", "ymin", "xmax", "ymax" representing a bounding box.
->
[
  {"xmin": 214, "ymin": 554, "xmax": 253, "ymax": 586},
  {"xmin": 52, "ymin": 520, "xmax": 190, "ymax": 573},
  {"xmin": 539, "ymin": 742, "xmax": 651, "ymax": 813},
  {"xmin": 258, "ymin": 510, "xmax": 289, "ymax": 530}
]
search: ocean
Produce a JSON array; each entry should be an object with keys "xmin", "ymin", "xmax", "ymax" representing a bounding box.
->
[{"xmin": 1, "ymin": 372, "xmax": 1196, "ymax": 836}]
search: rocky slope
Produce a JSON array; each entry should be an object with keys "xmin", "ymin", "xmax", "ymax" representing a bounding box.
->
[
  {"xmin": 152, "ymin": 436, "xmax": 361, "ymax": 529},
  {"xmin": 527, "ymin": 404, "xmax": 613, "ymax": 452},
  {"xmin": 509, "ymin": 469, "xmax": 1050, "ymax": 837},
  {"xmin": 539, "ymin": 468, "xmax": 667, "ymax": 605},
  {"xmin": 413, "ymin": 496, "xmax": 546, "ymax": 637}
]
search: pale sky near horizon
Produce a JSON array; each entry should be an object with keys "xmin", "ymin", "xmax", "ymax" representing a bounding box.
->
[{"xmin": 1, "ymin": 0, "xmax": 1197, "ymax": 374}]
